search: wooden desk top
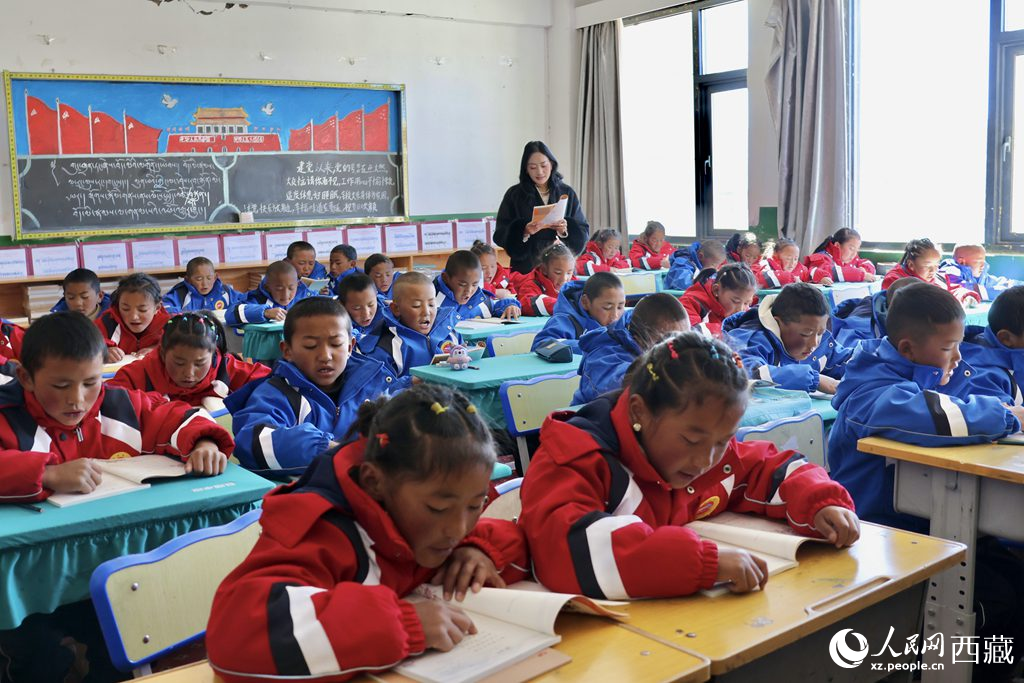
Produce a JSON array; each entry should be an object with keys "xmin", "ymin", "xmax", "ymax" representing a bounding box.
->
[
  {"xmin": 620, "ymin": 522, "xmax": 963, "ymax": 676},
  {"xmin": 137, "ymin": 614, "xmax": 710, "ymax": 683},
  {"xmin": 858, "ymin": 436, "xmax": 1024, "ymax": 484}
]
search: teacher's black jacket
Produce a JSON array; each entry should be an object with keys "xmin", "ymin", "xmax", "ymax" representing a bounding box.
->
[{"xmin": 494, "ymin": 180, "xmax": 589, "ymax": 274}]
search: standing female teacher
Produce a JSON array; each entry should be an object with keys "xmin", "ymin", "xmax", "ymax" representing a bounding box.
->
[{"xmin": 494, "ymin": 141, "xmax": 590, "ymax": 274}]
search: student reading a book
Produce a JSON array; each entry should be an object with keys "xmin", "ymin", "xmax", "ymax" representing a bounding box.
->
[
  {"xmin": 49, "ymin": 268, "xmax": 111, "ymax": 321},
  {"xmin": 725, "ymin": 231, "xmax": 762, "ymax": 266},
  {"xmin": 226, "ymin": 261, "xmax": 313, "ymax": 326},
  {"xmin": 724, "ymin": 282, "xmax": 852, "ymax": 394},
  {"xmin": 285, "ymin": 240, "xmax": 329, "ymax": 280},
  {"xmin": 664, "ymin": 239, "xmax": 726, "ymax": 291},
  {"xmin": 108, "ymin": 312, "xmax": 270, "ymax": 406},
  {"xmin": 435, "ymin": 250, "xmax": 521, "ymax": 322},
  {"xmin": 515, "ymin": 242, "xmax": 577, "ymax": 317},
  {"xmin": 576, "ymin": 228, "xmax": 630, "ymax": 275},
  {"xmin": 329, "ymin": 244, "xmax": 360, "ymax": 293},
  {"xmin": 472, "ymin": 240, "xmax": 517, "ymax": 299},
  {"xmin": 96, "ymin": 273, "xmax": 172, "ymax": 362},
  {"xmin": 208, "ymin": 384, "xmax": 529, "ymax": 682},
  {"xmin": 520, "ymin": 332, "xmax": 858, "ymax": 599},
  {"xmin": 162, "ymin": 256, "xmax": 246, "ymax": 314},
  {"xmin": 336, "ymin": 273, "xmax": 382, "ymax": 342},
  {"xmin": 832, "ymin": 277, "xmax": 925, "ymax": 349},
  {"xmin": 494, "ymin": 140, "xmax": 589, "ymax": 275},
  {"xmin": 628, "ymin": 220, "xmax": 674, "ymax": 270},
  {"xmin": 882, "ymin": 238, "xmax": 981, "ymax": 305},
  {"xmin": 0, "ymin": 311, "xmax": 233, "ymax": 503},
  {"xmin": 228, "ymin": 297, "xmax": 398, "ymax": 475},
  {"xmin": 364, "ymin": 253, "xmax": 396, "ymax": 299},
  {"xmin": 754, "ymin": 238, "xmax": 811, "ymax": 288},
  {"xmin": 573, "ymin": 293, "xmax": 689, "ymax": 405},
  {"xmin": 805, "ymin": 228, "xmax": 876, "ymax": 285},
  {"xmin": 357, "ymin": 272, "xmax": 462, "ymax": 389},
  {"xmin": 957, "ymin": 285, "xmax": 1024, "ymax": 406},
  {"xmin": 530, "ymin": 272, "xmax": 625, "ymax": 353},
  {"xmin": 678, "ymin": 263, "xmax": 756, "ymax": 338},
  {"xmin": 939, "ymin": 243, "xmax": 1022, "ymax": 302}
]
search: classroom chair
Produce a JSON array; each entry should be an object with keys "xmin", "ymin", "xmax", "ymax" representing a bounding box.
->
[
  {"xmin": 736, "ymin": 411, "xmax": 827, "ymax": 468},
  {"xmin": 89, "ymin": 509, "xmax": 262, "ymax": 677},
  {"xmin": 485, "ymin": 330, "xmax": 538, "ymax": 357},
  {"xmin": 499, "ymin": 372, "xmax": 580, "ymax": 473},
  {"xmin": 483, "ymin": 477, "xmax": 523, "ymax": 522}
]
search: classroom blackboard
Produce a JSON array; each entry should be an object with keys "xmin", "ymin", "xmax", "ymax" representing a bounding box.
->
[{"xmin": 4, "ymin": 72, "xmax": 408, "ymax": 240}]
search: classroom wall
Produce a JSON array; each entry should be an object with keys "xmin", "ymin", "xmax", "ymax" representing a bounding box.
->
[{"xmin": 0, "ymin": 0, "xmax": 567, "ymax": 240}]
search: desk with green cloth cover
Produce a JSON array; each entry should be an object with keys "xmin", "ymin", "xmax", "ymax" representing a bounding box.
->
[
  {"xmin": 240, "ymin": 321, "xmax": 285, "ymax": 363},
  {"xmin": 455, "ymin": 317, "xmax": 549, "ymax": 344},
  {"xmin": 0, "ymin": 463, "xmax": 273, "ymax": 630}
]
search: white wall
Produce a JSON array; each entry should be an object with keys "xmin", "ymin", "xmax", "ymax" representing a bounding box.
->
[{"xmin": 0, "ymin": 0, "xmax": 560, "ymax": 238}]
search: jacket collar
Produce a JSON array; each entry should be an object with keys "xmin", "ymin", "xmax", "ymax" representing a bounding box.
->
[
  {"xmin": 138, "ymin": 348, "xmax": 227, "ymax": 399},
  {"xmin": 23, "ymin": 382, "xmax": 106, "ymax": 433}
]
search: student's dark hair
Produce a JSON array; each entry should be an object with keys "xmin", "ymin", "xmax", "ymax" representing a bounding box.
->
[
  {"xmin": 591, "ymin": 228, "xmax": 620, "ymax": 245},
  {"xmin": 61, "ymin": 268, "xmax": 102, "ymax": 294},
  {"xmin": 185, "ymin": 257, "xmax": 215, "ymax": 278},
  {"xmin": 444, "ymin": 250, "xmax": 481, "ymax": 277},
  {"xmin": 642, "ymin": 221, "xmax": 666, "ymax": 239},
  {"xmin": 987, "ymin": 285, "xmax": 1024, "ymax": 336},
  {"xmin": 363, "ymin": 253, "xmax": 393, "ymax": 274},
  {"xmin": 698, "ymin": 239, "xmax": 726, "ymax": 265},
  {"xmin": 771, "ymin": 282, "xmax": 829, "ymax": 323},
  {"xmin": 470, "ymin": 240, "xmax": 496, "ymax": 258},
  {"xmin": 21, "ymin": 312, "xmax": 106, "ymax": 376},
  {"xmin": 518, "ymin": 141, "xmax": 562, "ymax": 187},
  {"xmin": 885, "ymin": 277, "xmax": 928, "ymax": 306},
  {"xmin": 111, "ymin": 273, "xmax": 161, "ymax": 307},
  {"xmin": 769, "ymin": 238, "xmax": 799, "ymax": 259},
  {"xmin": 695, "ymin": 262, "xmax": 757, "ymax": 291},
  {"xmin": 283, "ymin": 296, "xmax": 352, "ymax": 344},
  {"xmin": 161, "ymin": 311, "xmax": 227, "ymax": 355},
  {"xmin": 725, "ymin": 231, "xmax": 761, "ymax": 256},
  {"xmin": 330, "ymin": 244, "xmax": 358, "ymax": 261},
  {"xmin": 629, "ymin": 293, "xmax": 688, "ymax": 350},
  {"xmin": 336, "ymin": 273, "xmax": 376, "ymax": 304},
  {"xmin": 265, "ymin": 260, "xmax": 298, "ymax": 280},
  {"xmin": 812, "ymin": 227, "xmax": 861, "ymax": 255},
  {"xmin": 628, "ymin": 332, "xmax": 749, "ymax": 415},
  {"xmin": 582, "ymin": 272, "xmax": 623, "ymax": 300},
  {"xmin": 347, "ymin": 384, "xmax": 496, "ymax": 482},
  {"xmin": 899, "ymin": 238, "xmax": 940, "ymax": 267},
  {"xmin": 286, "ymin": 240, "xmax": 316, "ymax": 259},
  {"xmin": 539, "ymin": 242, "xmax": 575, "ymax": 268},
  {"xmin": 886, "ymin": 283, "xmax": 964, "ymax": 345}
]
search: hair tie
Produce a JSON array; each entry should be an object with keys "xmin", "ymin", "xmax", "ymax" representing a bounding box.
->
[
  {"xmin": 430, "ymin": 402, "xmax": 447, "ymax": 415},
  {"xmin": 466, "ymin": 404, "xmax": 478, "ymax": 414},
  {"xmin": 668, "ymin": 342, "xmax": 679, "ymax": 360},
  {"xmin": 708, "ymin": 345, "xmax": 720, "ymax": 360},
  {"xmin": 376, "ymin": 433, "xmax": 389, "ymax": 448},
  {"xmin": 646, "ymin": 362, "xmax": 660, "ymax": 382}
]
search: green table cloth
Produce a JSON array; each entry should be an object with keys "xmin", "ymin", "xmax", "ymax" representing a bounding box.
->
[
  {"xmin": 455, "ymin": 317, "xmax": 549, "ymax": 344},
  {"xmin": 241, "ymin": 322, "xmax": 285, "ymax": 362}
]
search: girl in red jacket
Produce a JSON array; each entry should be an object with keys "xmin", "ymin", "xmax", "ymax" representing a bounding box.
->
[
  {"xmin": 726, "ymin": 231, "xmax": 762, "ymax": 266},
  {"xmin": 471, "ymin": 240, "xmax": 517, "ymax": 298},
  {"xmin": 516, "ymin": 242, "xmax": 576, "ymax": 316},
  {"xmin": 629, "ymin": 220, "xmax": 674, "ymax": 270},
  {"xmin": 207, "ymin": 385, "xmax": 529, "ymax": 683},
  {"xmin": 107, "ymin": 312, "xmax": 270, "ymax": 407},
  {"xmin": 806, "ymin": 228, "xmax": 877, "ymax": 284},
  {"xmin": 519, "ymin": 332, "xmax": 859, "ymax": 599},
  {"xmin": 95, "ymin": 273, "xmax": 171, "ymax": 362},
  {"xmin": 679, "ymin": 263, "xmax": 756, "ymax": 338},
  {"xmin": 881, "ymin": 238, "xmax": 980, "ymax": 305},
  {"xmin": 755, "ymin": 238, "xmax": 811, "ymax": 287},
  {"xmin": 577, "ymin": 228, "xmax": 630, "ymax": 275}
]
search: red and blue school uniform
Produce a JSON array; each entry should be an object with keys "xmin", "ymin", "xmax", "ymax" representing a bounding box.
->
[
  {"xmin": 959, "ymin": 325, "xmax": 1024, "ymax": 406},
  {"xmin": 95, "ymin": 307, "xmax": 173, "ymax": 354},
  {"xmin": 432, "ymin": 274, "xmax": 519, "ymax": 322},
  {"xmin": 805, "ymin": 241, "xmax": 876, "ymax": 284},
  {"xmin": 161, "ymin": 278, "xmax": 246, "ymax": 314},
  {"xmin": 483, "ymin": 263, "xmax": 517, "ymax": 296},
  {"xmin": 225, "ymin": 278, "xmax": 315, "ymax": 326},
  {"xmin": 328, "ymin": 266, "xmax": 362, "ymax": 296},
  {"xmin": 530, "ymin": 280, "xmax": 604, "ymax": 353},
  {"xmin": 831, "ymin": 291, "xmax": 888, "ymax": 348},
  {"xmin": 572, "ymin": 309, "xmax": 640, "ymax": 404},
  {"xmin": 515, "ymin": 267, "xmax": 574, "ymax": 317},
  {"xmin": 754, "ymin": 255, "xmax": 811, "ymax": 288},
  {"xmin": 938, "ymin": 258, "xmax": 1020, "ymax": 302},
  {"xmin": 50, "ymin": 292, "xmax": 111, "ymax": 320},
  {"xmin": 207, "ymin": 445, "xmax": 529, "ymax": 682},
  {"xmin": 629, "ymin": 239, "xmax": 673, "ymax": 270},
  {"xmin": 576, "ymin": 240, "xmax": 629, "ymax": 275},
  {"xmin": 663, "ymin": 243, "xmax": 709, "ymax": 290},
  {"xmin": 881, "ymin": 263, "xmax": 980, "ymax": 305},
  {"xmin": 0, "ymin": 383, "xmax": 234, "ymax": 503},
  {"xmin": 518, "ymin": 391, "xmax": 854, "ymax": 598},
  {"xmin": 107, "ymin": 349, "xmax": 270, "ymax": 407},
  {"xmin": 356, "ymin": 308, "xmax": 462, "ymax": 390},
  {"xmin": 678, "ymin": 279, "xmax": 728, "ymax": 338}
]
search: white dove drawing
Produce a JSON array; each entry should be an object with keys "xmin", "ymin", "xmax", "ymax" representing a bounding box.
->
[
  {"xmin": 261, "ymin": 102, "xmax": 274, "ymax": 116},
  {"xmin": 161, "ymin": 93, "xmax": 178, "ymax": 109}
]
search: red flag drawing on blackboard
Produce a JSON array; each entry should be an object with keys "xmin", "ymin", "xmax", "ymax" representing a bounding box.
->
[
  {"xmin": 364, "ymin": 102, "xmax": 390, "ymax": 152},
  {"xmin": 339, "ymin": 109, "xmax": 363, "ymax": 151},
  {"xmin": 313, "ymin": 115, "xmax": 337, "ymax": 151},
  {"xmin": 26, "ymin": 96, "xmax": 58, "ymax": 154},
  {"xmin": 289, "ymin": 122, "xmax": 313, "ymax": 151},
  {"xmin": 125, "ymin": 115, "xmax": 161, "ymax": 153},
  {"xmin": 92, "ymin": 112, "xmax": 125, "ymax": 154},
  {"xmin": 58, "ymin": 103, "xmax": 90, "ymax": 154}
]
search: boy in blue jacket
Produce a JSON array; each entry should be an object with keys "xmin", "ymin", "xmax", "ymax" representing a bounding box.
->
[
  {"xmin": 959, "ymin": 285, "xmax": 1024, "ymax": 405},
  {"xmin": 227, "ymin": 297, "xmax": 399, "ymax": 475},
  {"xmin": 573, "ymin": 293, "xmax": 689, "ymax": 404},
  {"xmin": 284, "ymin": 240, "xmax": 328, "ymax": 281},
  {"xmin": 225, "ymin": 261, "xmax": 313, "ymax": 326},
  {"xmin": 663, "ymin": 239, "xmax": 726, "ymax": 291},
  {"xmin": 357, "ymin": 271, "xmax": 461, "ymax": 389},
  {"xmin": 938, "ymin": 243, "xmax": 1020, "ymax": 302},
  {"xmin": 336, "ymin": 272, "xmax": 382, "ymax": 342},
  {"xmin": 50, "ymin": 268, "xmax": 110, "ymax": 321},
  {"xmin": 831, "ymin": 276, "xmax": 925, "ymax": 348},
  {"xmin": 162, "ymin": 257, "xmax": 246, "ymax": 314},
  {"xmin": 530, "ymin": 272, "xmax": 625, "ymax": 353},
  {"xmin": 434, "ymin": 250, "xmax": 521, "ymax": 322},
  {"xmin": 328, "ymin": 244, "xmax": 360, "ymax": 293},
  {"xmin": 725, "ymin": 282, "xmax": 852, "ymax": 393}
]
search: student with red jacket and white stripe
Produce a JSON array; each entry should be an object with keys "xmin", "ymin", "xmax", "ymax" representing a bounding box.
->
[
  {"xmin": 107, "ymin": 312, "xmax": 270, "ymax": 407},
  {"xmin": 629, "ymin": 221, "xmax": 675, "ymax": 270},
  {"xmin": 805, "ymin": 228, "xmax": 877, "ymax": 284},
  {"xmin": 0, "ymin": 312, "xmax": 233, "ymax": 504},
  {"xmin": 755, "ymin": 238, "xmax": 811, "ymax": 288},
  {"xmin": 881, "ymin": 238, "xmax": 981, "ymax": 305},
  {"xmin": 515, "ymin": 242, "xmax": 577, "ymax": 316},
  {"xmin": 471, "ymin": 241, "xmax": 518, "ymax": 298},
  {"xmin": 95, "ymin": 273, "xmax": 172, "ymax": 362},
  {"xmin": 678, "ymin": 263, "xmax": 757, "ymax": 338},
  {"xmin": 519, "ymin": 332, "xmax": 858, "ymax": 599},
  {"xmin": 207, "ymin": 385, "xmax": 529, "ymax": 683},
  {"xmin": 577, "ymin": 228, "xmax": 631, "ymax": 275}
]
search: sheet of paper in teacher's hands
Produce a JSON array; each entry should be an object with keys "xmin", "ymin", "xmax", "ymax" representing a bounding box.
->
[{"xmin": 532, "ymin": 195, "xmax": 568, "ymax": 226}]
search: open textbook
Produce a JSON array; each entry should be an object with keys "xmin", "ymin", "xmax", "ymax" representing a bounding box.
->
[
  {"xmin": 300, "ymin": 276, "xmax": 331, "ymax": 292},
  {"xmin": 102, "ymin": 353, "xmax": 142, "ymax": 376},
  {"xmin": 686, "ymin": 511, "xmax": 829, "ymax": 596},
  {"xmin": 393, "ymin": 581, "xmax": 626, "ymax": 683},
  {"xmin": 47, "ymin": 454, "xmax": 188, "ymax": 508},
  {"xmin": 531, "ymin": 195, "xmax": 568, "ymax": 227}
]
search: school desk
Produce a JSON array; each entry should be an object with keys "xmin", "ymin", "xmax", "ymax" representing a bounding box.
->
[
  {"xmin": 755, "ymin": 281, "xmax": 882, "ymax": 310},
  {"xmin": 240, "ymin": 321, "xmax": 285, "ymax": 362},
  {"xmin": 0, "ymin": 463, "xmax": 273, "ymax": 631},
  {"xmin": 411, "ymin": 353, "xmax": 581, "ymax": 428},
  {"xmin": 808, "ymin": 396, "xmax": 838, "ymax": 424},
  {"xmin": 455, "ymin": 316, "xmax": 549, "ymax": 344},
  {"xmin": 619, "ymin": 522, "xmax": 964, "ymax": 681},
  {"xmin": 133, "ymin": 613, "xmax": 710, "ymax": 683},
  {"xmin": 962, "ymin": 301, "xmax": 992, "ymax": 327},
  {"xmin": 740, "ymin": 386, "xmax": 813, "ymax": 427},
  {"xmin": 857, "ymin": 436, "xmax": 1024, "ymax": 682}
]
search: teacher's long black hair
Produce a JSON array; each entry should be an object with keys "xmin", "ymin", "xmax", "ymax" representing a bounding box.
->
[{"xmin": 518, "ymin": 141, "xmax": 563, "ymax": 188}]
